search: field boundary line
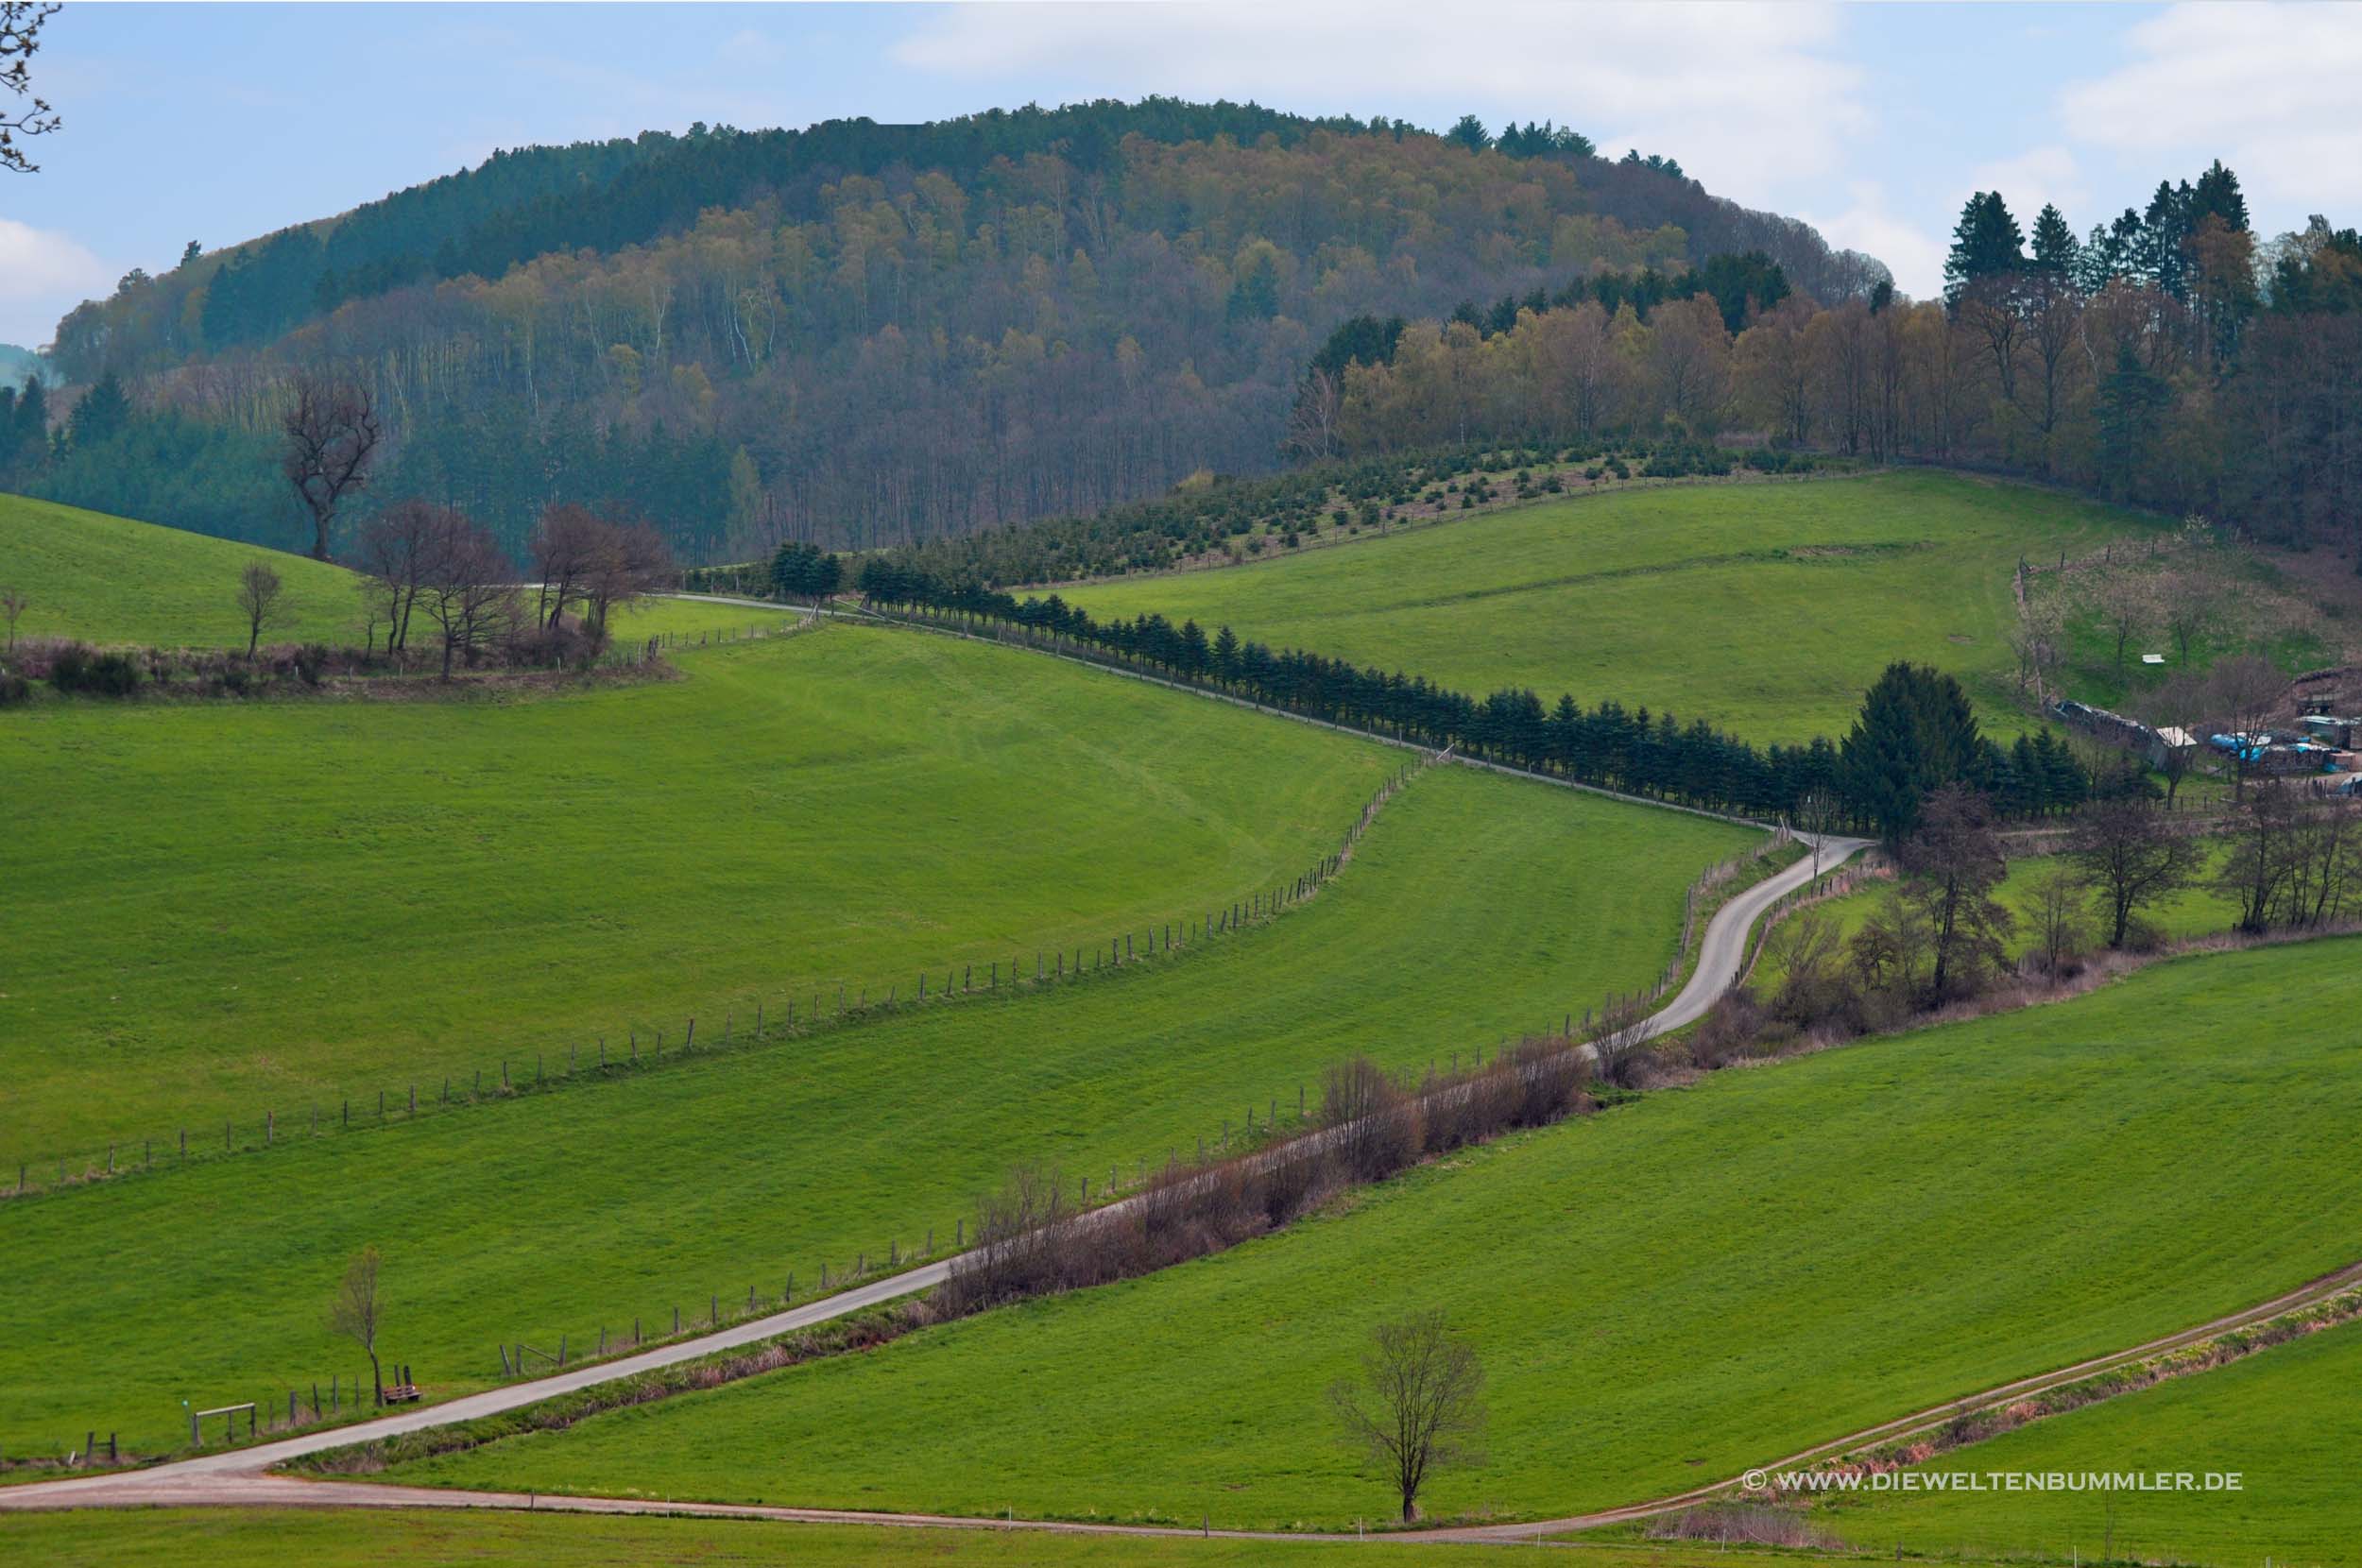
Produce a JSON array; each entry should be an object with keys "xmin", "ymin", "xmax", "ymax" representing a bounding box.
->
[{"xmin": 845, "ymin": 603, "xmax": 1777, "ymax": 833}]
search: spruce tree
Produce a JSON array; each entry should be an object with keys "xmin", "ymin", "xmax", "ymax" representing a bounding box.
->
[
  {"xmin": 1943, "ymin": 192, "xmax": 2025, "ymax": 304},
  {"xmin": 2029, "ymin": 204, "xmax": 2080, "ymax": 277}
]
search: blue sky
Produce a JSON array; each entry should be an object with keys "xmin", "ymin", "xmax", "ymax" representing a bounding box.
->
[{"xmin": 4, "ymin": 2, "xmax": 2359, "ymax": 348}]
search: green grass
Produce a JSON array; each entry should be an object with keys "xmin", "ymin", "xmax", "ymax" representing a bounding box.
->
[
  {"xmin": 0, "ymin": 490, "xmax": 368, "ymax": 647},
  {"xmin": 0, "ymin": 1508, "xmax": 1789, "ymax": 1568},
  {"xmin": 394, "ymin": 937, "xmax": 2362, "ymax": 1532},
  {"xmin": 0, "ymin": 490, "xmax": 796, "ymax": 651},
  {"xmin": 0, "ymin": 762, "xmax": 1750, "ymax": 1456},
  {"xmin": 1060, "ymin": 471, "xmax": 2153, "ymax": 744},
  {"xmin": 1814, "ymin": 1315, "xmax": 2362, "ymax": 1567},
  {"xmin": 1748, "ymin": 844, "xmax": 2244, "ymax": 995},
  {"xmin": 2, "ymin": 622, "xmax": 1399, "ymax": 1160}
]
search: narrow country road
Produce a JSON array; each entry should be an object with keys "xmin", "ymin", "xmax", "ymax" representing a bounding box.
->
[{"xmin": 0, "ymin": 836, "xmax": 1864, "ymax": 1523}]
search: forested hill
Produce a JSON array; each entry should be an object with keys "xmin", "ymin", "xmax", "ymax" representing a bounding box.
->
[{"xmin": 16, "ymin": 99, "xmax": 1886, "ymax": 560}]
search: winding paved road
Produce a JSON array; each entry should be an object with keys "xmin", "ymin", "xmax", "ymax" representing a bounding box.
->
[{"xmin": 0, "ymin": 834, "xmax": 1866, "ymax": 1526}]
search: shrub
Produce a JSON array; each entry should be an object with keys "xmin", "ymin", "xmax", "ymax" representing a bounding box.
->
[
  {"xmin": 48, "ymin": 643, "xmax": 144, "ymax": 698},
  {"xmin": 0, "ymin": 672, "xmax": 30, "ymax": 707}
]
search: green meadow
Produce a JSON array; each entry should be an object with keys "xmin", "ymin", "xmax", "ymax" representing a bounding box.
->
[
  {"xmin": 1060, "ymin": 471, "xmax": 2152, "ymax": 744},
  {"xmin": 0, "ymin": 763, "xmax": 1750, "ymax": 1455},
  {"xmin": 0, "ymin": 490, "xmax": 787, "ymax": 649},
  {"xmin": 1748, "ymin": 843, "xmax": 2245, "ymax": 994},
  {"xmin": 3, "ymin": 623, "xmax": 1395, "ymax": 1159},
  {"xmin": 399, "ymin": 937, "xmax": 2362, "ymax": 1532},
  {"xmin": 1816, "ymin": 1315, "xmax": 2362, "ymax": 1567},
  {"xmin": 0, "ymin": 1508, "xmax": 1787, "ymax": 1568}
]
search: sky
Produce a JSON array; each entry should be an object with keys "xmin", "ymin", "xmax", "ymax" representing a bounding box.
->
[{"xmin": 4, "ymin": 1, "xmax": 2361, "ymax": 348}]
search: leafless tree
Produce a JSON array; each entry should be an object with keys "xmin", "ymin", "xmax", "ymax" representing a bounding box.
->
[
  {"xmin": 2086, "ymin": 569, "xmax": 2160, "ymax": 679},
  {"xmin": 2024, "ymin": 857, "xmax": 2087, "ymax": 976},
  {"xmin": 1328, "ymin": 1309, "xmax": 1487, "ymax": 1523},
  {"xmin": 2202, "ymin": 654, "xmax": 2287, "ymax": 801},
  {"xmin": 2157, "ymin": 563, "xmax": 2223, "ymax": 669},
  {"xmin": 354, "ymin": 501, "xmax": 446, "ymax": 656},
  {"xmin": 2219, "ymin": 786, "xmax": 2302, "ymax": 932},
  {"xmin": 579, "ymin": 517, "xmax": 675, "ymax": 633},
  {"xmin": 0, "ymin": 584, "xmax": 26, "ymax": 653},
  {"xmin": 417, "ymin": 509, "xmax": 522, "ymax": 678},
  {"xmin": 2065, "ymin": 797, "xmax": 2204, "ymax": 948},
  {"xmin": 234, "ymin": 559, "xmax": 286, "ymax": 657},
  {"xmin": 528, "ymin": 503, "xmax": 608, "ymax": 628},
  {"xmin": 0, "ymin": 2, "xmax": 60, "ymax": 175},
  {"xmin": 1284, "ymin": 368, "xmax": 1344, "ymax": 461},
  {"xmin": 1319, "ymin": 1057, "xmax": 1418, "ymax": 1184},
  {"xmin": 281, "ymin": 374, "xmax": 382, "ymax": 562},
  {"xmin": 2135, "ymin": 670, "xmax": 2210, "ymax": 808},
  {"xmin": 328, "ymin": 1245, "xmax": 386, "ymax": 1407}
]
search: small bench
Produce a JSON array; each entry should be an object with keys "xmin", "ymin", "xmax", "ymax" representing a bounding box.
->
[{"xmin": 383, "ymin": 1384, "xmax": 422, "ymax": 1405}]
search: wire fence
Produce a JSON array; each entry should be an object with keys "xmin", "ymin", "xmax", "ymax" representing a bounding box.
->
[{"xmin": 6, "ymin": 749, "xmax": 1428, "ymax": 1202}]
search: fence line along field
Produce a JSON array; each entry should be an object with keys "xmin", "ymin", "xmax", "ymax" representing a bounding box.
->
[
  {"xmin": 0, "ymin": 763, "xmax": 1754, "ymax": 1457},
  {"xmin": 390, "ymin": 936, "xmax": 2362, "ymax": 1531},
  {"xmin": 1058, "ymin": 470, "xmax": 2154, "ymax": 744},
  {"xmin": 1, "ymin": 622, "xmax": 1404, "ymax": 1160}
]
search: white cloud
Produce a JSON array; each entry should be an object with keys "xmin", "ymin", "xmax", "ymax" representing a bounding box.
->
[
  {"xmin": 889, "ymin": 1, "xmax": 1870, "ymax": 201},
  {"xmin": 0, "ymin": 219, "xmax": 110, "ymax": 301},
  {"xmin": 1965, "ymin": 145, "xmax": 2087, "ymax": 224},
  {"xmin": 2062, "ymin": 2, "xmax": 2362, "ymax": 209},
  {"xmin": 1797, "ymin": 181, "xmax": 1947, "ymax": 300}
]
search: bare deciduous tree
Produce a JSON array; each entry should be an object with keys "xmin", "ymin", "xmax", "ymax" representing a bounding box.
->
[
  {"xmin": 328, "ymin": 1245, "xmax": 386, "ymax": 1408},
  {"xmin": 2025, "ymin": 857, "xmax": 2087, "ymax": 976},
  {"xmin": 1319, "ymin": 1057, "xmax": 1418, "ymax": 1185},
  {"xmin": 528, "ymin": 503, "xmax": 607, "ymax": 629},
  {"xmin": 355, "ymin": 500, "xmax": 445, "ymax": 655},
  {"xmin": 417, "ymin": 511, "xmax": 522, "ymax": 679},
  {"xmin": 579, "ymin": 516, "xmax": 675, "ymax": 634},
  {"xmin": 0, "ymin": 1, "xmax": 60, "ymax": 175},
  {"xmin": 1795, "ymin": 788, "xmax": 1842, "ymax": 880},
  {"xmin": 1328, "ymin": 1309, "xmax": 1487, "ymax": 1523},
  {"xmin": 281, "ymin": 374, "xmax": 382, "ymax": 562},
  {"xmin": 2065, "ymin": 797, "xmax": 2204, "ymax": 948},
  {"xmin": 0, "ymin": 584, "xmax": 26, "ymax": 653},
  {"xmin": 2201, "ymin": 654, "xmax": 2286, "ymax": 801},
  {"xmin": 234, "ymin": 560, "xmax": 286, "ymax": 657}
]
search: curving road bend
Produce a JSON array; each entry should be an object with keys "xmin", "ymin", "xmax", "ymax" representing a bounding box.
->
[{"xmin": 0, "ymin": 834, "xmax": 1865, "ymax": 1524}]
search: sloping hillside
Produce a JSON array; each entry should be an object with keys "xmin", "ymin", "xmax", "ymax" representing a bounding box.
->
[
  {"xmin": 19, "ymin": 102, "xmax": 1884, "ymax": 559},
  {"xmin": 0, "ymin": 491, "xmax": 365, "ymax": 646}
]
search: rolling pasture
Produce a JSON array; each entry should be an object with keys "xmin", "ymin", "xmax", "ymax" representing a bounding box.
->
[
  {"xmin": 1818, "ymin": 1315, "xmax": 2362, "ymax": 1566},
  {"xmin": 396, "ymin": 937, "xmax": 2362, "ymax": 1531},
  {"xmin": 1060, "ymin": 471, "xmax": 2151, "ymax": 744},
  {"xmin": 3, "ymin": 623, "xmax": 1395, "ymax": 1159},
  {"xmin": 0, "ymin": 491, "xmax": 790, "ymax": 649},
  {"xmin": 0, "ymin": 764, "xmax": 1752, "ymax": 1456}
]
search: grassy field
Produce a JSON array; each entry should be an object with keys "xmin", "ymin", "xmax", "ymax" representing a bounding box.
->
[
  {"xmin": 1748, "ymin": 843, "xmax": 2244, "ymax": 994},
  {"xmin": 0, "ymin": 491, "xmax": 367, "ymax": 646},
  {"xmin": 1814, "ymin": 1315, "xmax": 2362, "ymax": 1567},
  {"xmin": 2, "ymin": 622, "xmax": 1401, "ymax": 1160},
  {"xmin": 0, "ymin": 1508, "xmax": 1796, "ymax": 1568},
  {"xmin": 1059, "ymin": 471, "xmax": 2152, "ymax": 744},
  {"xmin": 396, "ymin": 936, "xmax": 2362, "ymax": 1532},
  {"xmin": 0, "ymin": 763, "xmax": 1751, "ymax": 1456},
  {"xmin": 0, "ymin": 490, "xmax": 790, "ymax": 649}
]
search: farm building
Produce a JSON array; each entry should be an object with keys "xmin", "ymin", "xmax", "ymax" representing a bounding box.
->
[{"xmin": 2051, "ymin": 699, "xmax": 2197, "ymax": 770}]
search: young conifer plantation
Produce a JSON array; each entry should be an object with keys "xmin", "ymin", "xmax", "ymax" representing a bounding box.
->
[{"xmin": 6, "ymin": 9, "xmax": 2361, "ymax": 1568}]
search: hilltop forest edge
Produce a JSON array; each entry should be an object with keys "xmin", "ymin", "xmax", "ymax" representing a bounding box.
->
[{"xmin": 0, "ymin": 99, "xmax": 2350, "ymax": 580}]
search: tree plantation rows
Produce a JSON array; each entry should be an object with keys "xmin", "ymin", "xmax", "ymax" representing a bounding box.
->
[{"xmin": 860, "ymin": 571, "xmax": 2143, "ymax": 834}]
